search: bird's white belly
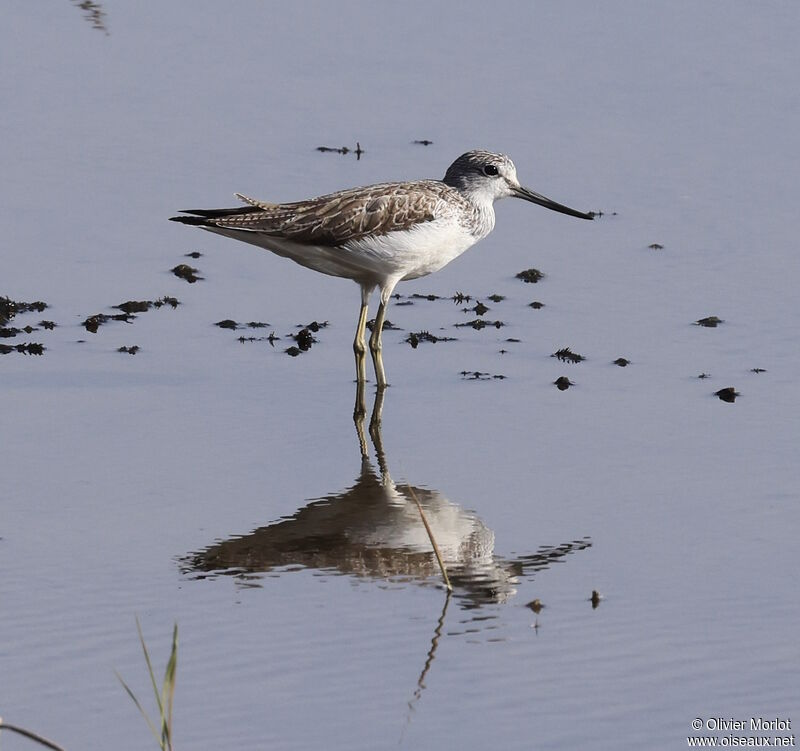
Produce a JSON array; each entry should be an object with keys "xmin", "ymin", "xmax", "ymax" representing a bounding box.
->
[
  {"xmin": 207, "ymin": 218, "xmax": 479, "ymax": 287},
  {"xmin": 344, "ymin": 220, "xmax": 479, "ymax": 283}
]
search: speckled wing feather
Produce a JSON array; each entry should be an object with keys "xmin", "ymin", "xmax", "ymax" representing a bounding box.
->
[{"xmin": 196, "ymin": 180, "xmax": 459, "ymax": 246}]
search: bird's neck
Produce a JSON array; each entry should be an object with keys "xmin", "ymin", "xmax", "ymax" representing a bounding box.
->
[{"xmin": 463, "ymin": 192, "xmax": 496, "ymax": 240}]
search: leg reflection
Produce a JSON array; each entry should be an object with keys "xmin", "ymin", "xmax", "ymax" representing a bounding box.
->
[
  {"xmin": 368, "ymin": 388, "xmax": 387, "ymax": 476},
  {"xmin": 353, "ymin": 381, "xmax": 387, "ymax": 473},
  {"xmin": 353, "ymin": 379, "xmax": 369, "ymax": 457}
]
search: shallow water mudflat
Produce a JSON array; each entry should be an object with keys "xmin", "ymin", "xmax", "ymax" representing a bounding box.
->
[{"xmin": 2, "ymin": 3, "xmax": 799, "ymax": 750}]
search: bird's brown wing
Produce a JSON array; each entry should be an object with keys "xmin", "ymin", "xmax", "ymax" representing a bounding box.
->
[{"xmin": 177, "ymin": 181, "xmax": 455, "ymax": 246}]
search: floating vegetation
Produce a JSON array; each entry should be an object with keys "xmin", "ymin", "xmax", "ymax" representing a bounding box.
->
[
  {"xmin": 487, "ymin": 293, "xmax": 505, "ymax": 303},
  {"xmin": 82, "ymin": 297, "xmax": 179, "ymax": 333},
  {"xmin": 237, "ymin": 332, "xmax": 280, "ymax": 346},
  {"xmin": 552, "ymin": 347, "xmax": 585, "ymax": 363},
  {"xmin": 219, "ymin": 318, "xmax": 309, "ymax": 348},
  {"xmin": 529, "ymin": 301, "xmax": 545, "ymax": 309},
  {"xmin": 114, "ymin": 297, "xmax": 179, "ymax": 314},
  {"xmin": 697, "ymin": 373, "xmax": 711, "ymax": 379},
  {"xmin": 460, "ymin": 370, "xmax": 506, "ymax": 381},
  {"xmin": 292, "ymin": 328, "xmax": 316, "ymax": 352},
  {"xmin": 316, "ymin": 142, "xmax": 364, "ymax": 159},
  {"xmin": 0, "ymin": 296, "xmax": 48, "ymax": 326},
  {"xmin": 83, "ymin": 312, "xmax": 133, "ymax": 333},
  {"xmin": 461, "ymin": 301, "xmax": 489, "ymax": 316},
  {"xmin": 405, "ymin": 330, "xmax": 456, "ymax": 348},
  {"xmin": 185, "ymin": 251, "xmax": 202, "ymax": 259},
  {"xmin": 39, "ymin": 320, "xmax": 56, "ymax": 330},
  {"xmin": 302, "ymin": 320, "xmax": 329, "ymax": 332},
  {"xmin": 215, "ymin": 319, "xmax": 270, "ymax": 331},
  {"xmin": 554, "ymin": 376, "xmax": 573, "ymax": 390},
  {"xmin": 366, "ymin": 319, "xmax": 399, "ymax": 331},
  {"xmin": 171, "ymin": 264, "xmax": 202, "ymax": 283},
  {"xmin": 410, "ymin": 293, "xmax": 444, "ymax": 301},
  {"xmin": 451, "ymin": 291, "xmax": 472, "ymax": 304},
  {"xmin": 0, "ymin": 325, "xmax": 38, "ymax": 338},
  {"xmin": 715, "ymin": 387, "xmax": 739, "ymax": 403},
  {"xmin": 0, "ymin": 342, "xmax": 45, "ymax": 355},
  {"xmin": 454, "ymin": 319, "xmax": 504, "ymax": 330},
  {"xmin": 613, "ymin": 357, "xmax": 630, "ymax": 367},
  {"xmin": 590, "ymin": 590, "xmax": 603, "ymax": 609},
  {"xmin": 750, "ymin": 367, "xmax": 767, "ymax": 374},
  {"xmin": 118, "ymin": 345, "xmax": 140, "ymax": 355},
  {"xmin": 695, "ymin": 316, "xmax": 724, "ymax": 328},
  {"xmin": 114, "ymin": 301, "xmax": 153, "ymax": 314},
  {"xmin": 413, "ymin": 139, "xmax": 434, "ymax": 146},
  {"xmin": 281, "ymin": 323, "xmax": 327, "ymax": 354},
  {"xmin": 516, "ymin": 268, "xmax": 545, "ymax": 283},
  {"xmin": 648, "ymin": 243, "xmax": 664, "ymax": 250}
]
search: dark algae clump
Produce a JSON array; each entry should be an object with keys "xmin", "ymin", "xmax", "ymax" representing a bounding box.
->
[
  {"xmin": 516, "ymin": 268, "xmax": 545, "ymax": 283},
  {"xmin": 552, "ymin": 347, "xmax": 585, "ymax": 363},
  {"xmin": 405, "ymin": 331, "xmax": 456, "ymax": 348},
  {"xmin": 695, "ymin": 316, "xmax": 724, "ymax": 328},
  {"xmin": 171, "ymin": 264, "xmax": 203, "ymax": 283}
]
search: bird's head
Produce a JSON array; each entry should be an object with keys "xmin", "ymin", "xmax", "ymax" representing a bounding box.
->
[{"xmin": 443, "ymin": 150, "xmax": 594, "ymax": 220}]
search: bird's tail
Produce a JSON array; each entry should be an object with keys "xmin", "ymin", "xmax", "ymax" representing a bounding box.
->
[{"xmin": 169, "ymin": 205, "xmax": 261, "ymax": 226}]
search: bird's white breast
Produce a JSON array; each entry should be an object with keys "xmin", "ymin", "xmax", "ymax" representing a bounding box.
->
[{"xmin": 344, "ymin": 213, "xmax": 492, "ymax": 283}]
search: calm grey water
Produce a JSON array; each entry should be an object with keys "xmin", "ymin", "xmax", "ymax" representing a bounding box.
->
[{"xmin": 2, "ymin": 2, "xmax": 798, "ymax": 749}]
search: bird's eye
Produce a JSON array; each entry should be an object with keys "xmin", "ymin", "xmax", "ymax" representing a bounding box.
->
[{"xmin": 483, "ymin": 164, "xmax": 499, "ymax": 177}]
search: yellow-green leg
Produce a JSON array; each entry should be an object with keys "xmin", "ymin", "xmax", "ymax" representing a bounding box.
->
[
  {"xmin": 353, "ymin": 286, "xmax": 371, "ymax": 384},
  {"xmin": 369, "ymin": 283, "xmax": 397, "ymax": 390}
]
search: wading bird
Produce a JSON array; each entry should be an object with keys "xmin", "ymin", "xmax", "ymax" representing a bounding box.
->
[{"xmin": 170, "ymin": 150, "xmax": 593, "ymax": 387}]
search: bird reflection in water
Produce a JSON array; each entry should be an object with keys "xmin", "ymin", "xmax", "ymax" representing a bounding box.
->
[
  {"xmin": 181, "ymin": 384, "xmax": 591, "ymax": 609},
  {"xmin": 181, "ymin": 385, "xmax": 592, "ymax": 716}
]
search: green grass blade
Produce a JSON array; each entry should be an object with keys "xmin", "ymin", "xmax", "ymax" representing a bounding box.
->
[
  {"xmin": 117, "ymin": 619, "xmax": 179, "ymax": 751},
  {"xmin": 136, "ymin": 616, "xmax": 165, "ymax": 718},
  {"xmin": 160, "ymin": 623, "xmax": 178, "ymax": 750},
  {"xmin": 114, "ymin": 669, "xmax": 163, "ymax": 747}
]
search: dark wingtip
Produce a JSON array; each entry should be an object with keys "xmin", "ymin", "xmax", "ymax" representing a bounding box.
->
[
  {"xmin": 169, "ymin": 205, "xmax": 263, "ymax": 224},
  {"xmin": 169, "ymin": 214, "xmax": 208, "ymax": 225}
]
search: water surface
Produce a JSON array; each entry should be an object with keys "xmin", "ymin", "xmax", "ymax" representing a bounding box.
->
[{"xmin": 1, "ymin": 2, "xmax": 798, "ymax": 749}]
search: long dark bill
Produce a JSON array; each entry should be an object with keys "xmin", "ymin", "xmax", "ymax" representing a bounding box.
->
[{"xmin": 512, "ymin": 186, "xmax": 595, "ymax": 220}]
